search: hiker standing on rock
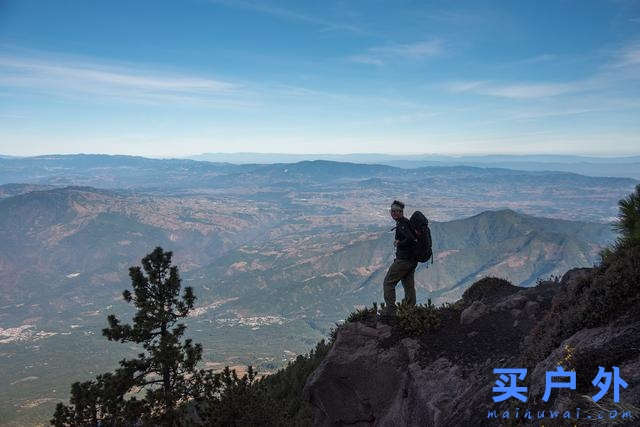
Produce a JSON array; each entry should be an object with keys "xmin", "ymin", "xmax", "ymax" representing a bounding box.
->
[{"xmin": 383, "ymin": 200, "xmax": 418, "ymax": 315}]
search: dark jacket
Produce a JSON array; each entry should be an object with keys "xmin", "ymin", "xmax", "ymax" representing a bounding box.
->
[{"xmin": 394, "ymin": 217, "xmax": 416, "ymax": 260}]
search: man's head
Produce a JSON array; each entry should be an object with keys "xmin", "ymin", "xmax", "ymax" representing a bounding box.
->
[{"xmin": 390, "ymin": 200, "xmax": 404, "ymax": 221}]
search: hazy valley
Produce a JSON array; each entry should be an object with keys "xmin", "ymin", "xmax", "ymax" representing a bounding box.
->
[{"xmin": 0, "ymin": 155, "xmax": 636, "ymax": 425}]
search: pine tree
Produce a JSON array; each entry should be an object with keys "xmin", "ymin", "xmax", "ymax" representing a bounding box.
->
[
  {"xmin": 51, "ymin": 246, "xmax": 294, "ymax": 426},
  {"xmin": 51, "ymin": 247, "xmax": 203, "ymax": 426},
  {"xmin": 613, "ymin": 183, "xmax": 640, "ymax": 249}
]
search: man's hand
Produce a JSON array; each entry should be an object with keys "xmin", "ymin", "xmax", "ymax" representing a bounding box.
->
[{"xmin": 394, "ymin": 239, "xmax": 399, "ymax": 247}]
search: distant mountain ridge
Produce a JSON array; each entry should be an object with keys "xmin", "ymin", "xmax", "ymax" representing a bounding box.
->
[
  {"xmin": 1, "ymin": 154, "xmax": 638, "ymax": 188},
  {"xmin": 189, "ymin": 152, "xmax": 640, "ymax": 164},
  {"xmin": 0, "ymin": 183, "xmax": 56, "ymax": 199},
  {"xmin": 188, "ymin": 152, "xmax": 640, "ymax": 179}
]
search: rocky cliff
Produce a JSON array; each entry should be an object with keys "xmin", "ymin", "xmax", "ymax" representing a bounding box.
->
[{"xmin": 304, "ymin": 253, "xmax": 640, "ymax": 426}]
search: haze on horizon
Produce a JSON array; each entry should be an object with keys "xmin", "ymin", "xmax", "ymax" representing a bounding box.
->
[{"xmin": 1, "ymin": 0, "xmax": 639, "ymax": 157}]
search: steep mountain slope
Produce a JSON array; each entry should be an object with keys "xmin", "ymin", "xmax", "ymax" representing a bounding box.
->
[
  {"xmin": 0, "ymin": 186, "xmax": 278, "ymax": 308},
  {"xmin": 188, "ymin": 208, "xmax": 613, "ymax": 326}
]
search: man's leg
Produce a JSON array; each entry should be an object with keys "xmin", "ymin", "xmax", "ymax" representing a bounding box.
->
[
  {"xmin": 383, "ymin": 259, "xmax": 405, "ymax": 314},
  {"xmin": 400, "ymin": 261, "xmax": 418, "ymax": 306}
]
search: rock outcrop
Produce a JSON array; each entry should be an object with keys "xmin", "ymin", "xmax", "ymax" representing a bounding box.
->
[{"xmin": 303, "ymin": 270, "xmax": 640, "ymax": 426}]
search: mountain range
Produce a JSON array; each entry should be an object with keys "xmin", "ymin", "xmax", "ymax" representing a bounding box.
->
[
  {"xmin": 0, "ymin": 155, "xmax": 636, "ymax": 225},
  {"xmin": 188, "ymin": 153, "xmax": 640, "ymax": 179},
  {"xmin": 0, "ymin": 193, "xmax": 614, "ymax": 425},
  {"xmin": 0, "ymin": 154, "xmax": 634, "ymax": 425}
]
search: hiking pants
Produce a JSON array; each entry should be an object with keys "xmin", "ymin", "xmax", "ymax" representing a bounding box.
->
[{"xmin": 383, "ymin": 258, "xmax": 418, "ymax": 312}]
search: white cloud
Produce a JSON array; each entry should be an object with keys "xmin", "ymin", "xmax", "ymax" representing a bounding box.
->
[
  {"xmin": 0, "ymin": 55, "xmax": 245, "ymax": 106},
  {"xmin": 477, "ymin": 82, "xmax": 580, "ymax": 98},
  {"xmin": 349, "ymin": 40, "xmax": 443, "ymax": 65},
  {"xmin": 518, "ymin": 54, "xmax": 557, "ymax": 64},
  {"xmin": 208, "ymin": 0, "xmax": 367, "ymax": 35},
  {"xmin": 446, "ymin": 80, "xmax": 588, "ymax": 99},
  {"xmin": 445, "ymin": 40, "xmax": 640, "ymax": 100},
  {"xmin": 349, "ymin": 54, "xmax": 384, "ymax": 66},
  {"xmin": 373, "ymin": 40, "xmax": 442, "ymax": 58},
  {"xmin": 445, "ymin": 81, "xmax": 487, "ymax": 93},
  {"xmin": 616, "ymin": 42, "xmax": 640, "ymax": 66}
]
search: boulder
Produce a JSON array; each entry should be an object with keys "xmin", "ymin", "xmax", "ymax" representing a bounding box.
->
[
  {"xmin": 303, "ymin": 321, "xmax": 487, "ymax": 426},
  {"xmin": 460, "ymin": 301, "xmax": 488, "ymax": 325}
]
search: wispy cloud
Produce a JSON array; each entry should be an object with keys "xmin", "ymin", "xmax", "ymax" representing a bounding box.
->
[
  {"xmin": 0, "ymin": 57, "xmax": 235, "ymax": 91},
  {"xmin": 348, "ymin": 110, "xmax": 446, "ymax": 128},
  {"xmin": 349, "ymin": 40, "xmax": 443, "ymax": 65},
  {"xmin": 349, "ymin": 54, "xmax": 384, "ymax": 66},
  {"xmin": 208, "ymin": 0, "xmax": 368, "ymax": 35},
  {"xmin": 265, "ymin": 83, "xmax": 432, "ymax": 110},
  {"xmin": 445, "ymin": 80, "xmax": 586, "ymax": 99},
  {"xmin": 445, "ymin": 39, "xmax": 640, "ymax": 101},
  {"xmin": 444, "ymin": 79, "xmax": 602, "ymax": 99},
  {"xmin": 0, "ymin": 49, "xmax": 437, "ymax": 112},
  {"xmin": 518, "ymin": 54, "xmax": 557, "ymax": 64},
  {"xmin": 482, "ymin": 82, "xmax": 581, "ymax": 98},
  {"xmin": 469, "ymin": 101, "xmax": 640, "ymax": 126},
  {"xmin": 0, "ymin": 54, "xmax": 251, "ymax": 106},
  {"xmin": 614, "ymin": 41, "xmax": 640, "ymax": 67},
  {"xmin": 445, "ymin": 81, "xmax": 487, "ymax": 93}
]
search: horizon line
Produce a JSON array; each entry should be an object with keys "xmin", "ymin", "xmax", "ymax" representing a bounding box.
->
[{"xmin": 2, "ymin": 152, "xmax": 640, "ymax": 159}]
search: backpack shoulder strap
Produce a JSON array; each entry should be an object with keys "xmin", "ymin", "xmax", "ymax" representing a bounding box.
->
[{"xmin": 397, "ymin": 219, "xmax": 417, "ymax": 242}]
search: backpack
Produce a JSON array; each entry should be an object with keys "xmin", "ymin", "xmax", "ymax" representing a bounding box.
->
[{"xmin": 408, "ymin": 211, "xmax": 433, "ymax": 264}]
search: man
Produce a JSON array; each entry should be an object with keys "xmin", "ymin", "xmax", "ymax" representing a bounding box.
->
[{"xmin": 383, "ymin": 200, "xmax": 418, "ymax": 316}]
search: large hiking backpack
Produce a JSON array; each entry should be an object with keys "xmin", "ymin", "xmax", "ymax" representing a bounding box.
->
[{"xmin": 409, "ymin": 211, "xmax": 433, "ymax": 263}]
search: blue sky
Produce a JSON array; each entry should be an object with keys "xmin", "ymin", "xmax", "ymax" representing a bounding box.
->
[{"xmin": 1, "ymin": 0, "xmax": 639, "ymax": 156}]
